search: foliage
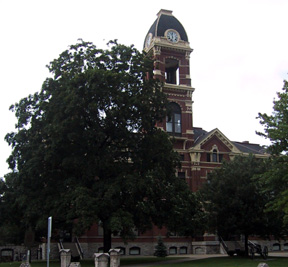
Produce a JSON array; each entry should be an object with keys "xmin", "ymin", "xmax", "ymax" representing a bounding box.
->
[
  {"xmin": 257, "ymin": 80, "xmax": 288, "ymax": 155},
  {"xmin": 256, "ymin": 155, "xmax": 288, "ymax": 226},
  {"xmin": 0, "ymin": 174, "xmax": 25, "ymax": 245},
  {"xmin": 200, "ymin": 155, "xmax": 282, "ymax": 255},
  {"xmin": 154, "ymin": 236, "xmax": 167, "ymax": 257},
  {"xmin": 3, "ymin": 39, "xmax": 201, "ymax": 251},
  {"xmin": 257, "ymin": 79, "xmax": 288, "ymax": 226}
]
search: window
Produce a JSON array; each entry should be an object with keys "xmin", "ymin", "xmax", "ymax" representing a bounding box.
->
[
  {"xmin": 129, "ymin": 247, "xmax": 140, "ymax": 255},
  {"xmin": 1, "ymin": 249, "xmax": 14, "ymax": 262},
  {"xmin": 207, "ymin": 148, "xmax": 223, "ymax": 163},
  {"xmin": 169, "ymin": 247, "xmax": 177, "ymax": 255},
  {"xmin": 273, "ymin": 243, "xmax": 280, "ymax": 251},
  {"xmin": 212, "ymin": 149, "xmax": 218, "ymax": 162},
  {"xmin": 219, "ymin": 154, "xmax": 223, "ymax": 162},
  {"xmin": 165, "ymin": 58, "xmax": 179, "ymax": 84},
  {"xmin": 178, "ymin": 172, "xmax": 186, "ymax": 179},
  {"xmin": 207, "ymin": 153, "xmax": 211, "ymax": 162},
  {"xmin": 166, "ymin": 103, "xmax": 181, "ymax": 135},
  {"xmin": 179, "ymin": 154, "xmax": 185, "ymax": 161},
  {"xmin": 179, "ymin": 246, "xmax": 188, "ymax": 254}
]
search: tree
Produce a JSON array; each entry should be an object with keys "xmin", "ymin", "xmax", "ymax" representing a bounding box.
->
[
  {"xmin": 154, "ymin": 236, "xmax": 167, "ymax": 257},
  {"xmin": 200, "ymin": 155, "xmax": 281, "ymax": 256},
  {"xmin": 257, "ymin": 79, "xmax": 288, "ymax": 225},
  {"xmin": 4, "ymin": 40, "xmax": 201, "ymax": 252}
]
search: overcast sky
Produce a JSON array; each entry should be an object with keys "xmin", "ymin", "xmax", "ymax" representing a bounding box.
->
[{"xmin": 1, "ymin": 0, "xmax": 288, "ymax": 178}]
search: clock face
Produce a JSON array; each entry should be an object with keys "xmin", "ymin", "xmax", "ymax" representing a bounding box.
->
[
  {"xmin": 145, "ymin": 33, "xmax": 152, "ymax": 48},
  {"xmin": 166, "ymin": 30, "xmax": 179, "ymax": 43}
]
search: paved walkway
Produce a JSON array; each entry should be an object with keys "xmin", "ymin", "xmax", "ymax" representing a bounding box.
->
[{"xmin": 121, "ymin": 252, "xmax": 288, "ymax": 267}]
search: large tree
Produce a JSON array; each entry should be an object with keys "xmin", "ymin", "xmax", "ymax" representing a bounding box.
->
[
  {"xmin": 200, "ymin": 155, "xmax": 282, "ymax": 256},
  {"xmin": 257, "ymin": 79, "xmax": 288, "ymax": 225},
  {"xmin": 4, "ymin": 40, "xmax": 201, "ymax": 251}
]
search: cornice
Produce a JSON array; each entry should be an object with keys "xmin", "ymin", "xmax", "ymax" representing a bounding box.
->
[
  {"xmin": 144, "ymin": 37, "xmax": 193, "ymax": 54},
  {"xmin": 163, "ymin": 83, "xmax": 195, "ymax": 92}
]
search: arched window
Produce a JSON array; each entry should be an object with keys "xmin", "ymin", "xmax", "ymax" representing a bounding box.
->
[
  {"xmin": 207, "ymin": 146, "xmax": 223, "ymax": 163},
  {"xmin": 166, "ymin": 103, "xmax": 181, "ymax": 135},
  {"xmin": 129, "ymin": 247, "xmax": 140, "ymax": 255},
  {"xmin": 273, "ymin": 243, "xmax": 280, "ymax": 251},
  {"xmin": 212, "ymin": 149, "xmax": 218, "ymax": 162},
  {"xmin": 169, "ymin": 246, "xmax": 177, "ymax": 255},
  {"xmin": 179, "ymin": 246, "xmax": 188, "ymax": 254}
]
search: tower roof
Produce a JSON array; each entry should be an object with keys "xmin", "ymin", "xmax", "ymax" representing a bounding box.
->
[{"xmin": 144, "ymin": 9, "xmax": 188, "ymax": 48}]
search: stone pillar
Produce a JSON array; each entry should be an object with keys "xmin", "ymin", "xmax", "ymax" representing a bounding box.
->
[
  {"xmin": 109, "ymin": 249, "xmax": 121, "ymax": 267},
  {"xmin": 60, "ymin": 249, "xmax": 71, "ymax": 267},
  {"xmin": 94, "ymin": 253, "xmax": 109, "ymax": 267}
]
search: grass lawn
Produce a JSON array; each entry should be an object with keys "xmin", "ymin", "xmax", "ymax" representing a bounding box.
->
[
  {"xmin": 0, "ymin": 257, "xmax": 177, "ymax": 267},
  {"xmin": 0, "ymin": 256, "xmax": 287, "ymax": 267},
  {"xmin": 151, "ymin": 256, "xmax": 288, "ymax": 267}
]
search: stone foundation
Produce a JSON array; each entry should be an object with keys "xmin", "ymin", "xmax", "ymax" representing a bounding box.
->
[
  {"xmin": 192, "ymin": 241, "xmax": 221, "ymax": 254},
  {"xmin": 2, "ymin": 238, "xmax": 287, "ymax": 260},
  {"xmin": 0, "ymin": 245, "xmax": 41, "ymax": 261},
  {"xmin": 79, "ymin": 241, "xmax": 192, "ymax": 258}
]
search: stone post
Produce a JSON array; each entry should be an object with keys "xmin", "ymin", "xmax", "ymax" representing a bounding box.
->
[
  {"xmin": 109, "ymin": 249, "xmax": 121, "ymax": 267},
  {"xmin": 94, "ymin": 253, "xmax": 109, "ymax": 267},
  {"xmin": 60, "ymin": 249, "xmax": 71, "ymax": 267},
  {"xmin": 257, "ymin": 264, "xmax": 269, "ymax": 267}
]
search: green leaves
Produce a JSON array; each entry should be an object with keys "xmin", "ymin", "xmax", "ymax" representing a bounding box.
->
[
  {"xmin": 258, "ymin": 80, "xmax": 288, "ymax": 155},
  {"xmin": 256, "ymin": 79, "xmax": 288, "ymax": 231},
  {"xmin": 200, "ymin": 155, "xmax": 281, "ymax": 240}
]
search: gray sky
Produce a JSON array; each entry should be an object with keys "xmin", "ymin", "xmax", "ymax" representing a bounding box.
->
[{"xmin": 1, "ymin": 0, "xmax": 288, "ymax": 178}]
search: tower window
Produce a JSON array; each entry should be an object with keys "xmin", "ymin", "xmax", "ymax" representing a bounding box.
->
[
  {"xmin": 165, "ymin": 58, "xmax": 179, "ymax": 85},
  {"xmin": 166, "ymin": 102, "xmax": 181, "ymax": 135}
]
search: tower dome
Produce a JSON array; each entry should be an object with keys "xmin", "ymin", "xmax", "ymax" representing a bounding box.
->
[{"xmin": 144, "ymin": 9, "xmax": 188, "ymax": 49}]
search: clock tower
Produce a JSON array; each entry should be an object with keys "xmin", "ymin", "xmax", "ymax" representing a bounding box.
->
[{"xmin": 144, "ymin": 9, "xmax": 195, "ymax": 189}]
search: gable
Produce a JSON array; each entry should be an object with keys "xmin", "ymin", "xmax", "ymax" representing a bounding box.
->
[
  {"xmin": 202, "ymin": 134, "xmax": 232, "ymax": 153},
  {"xmin": 192, "ymin": 128, "xmax": 241, "ymax": 153}
]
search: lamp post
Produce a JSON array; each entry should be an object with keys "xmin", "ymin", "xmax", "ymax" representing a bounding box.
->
[{"xmin": 47, "ymin": 216, "xmax": 52, "ymax": 267}]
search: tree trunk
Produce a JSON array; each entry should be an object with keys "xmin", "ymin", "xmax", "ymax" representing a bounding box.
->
[{"xmin": 103, "ymin": 219, "xmax": 112, "ymax": 253}]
